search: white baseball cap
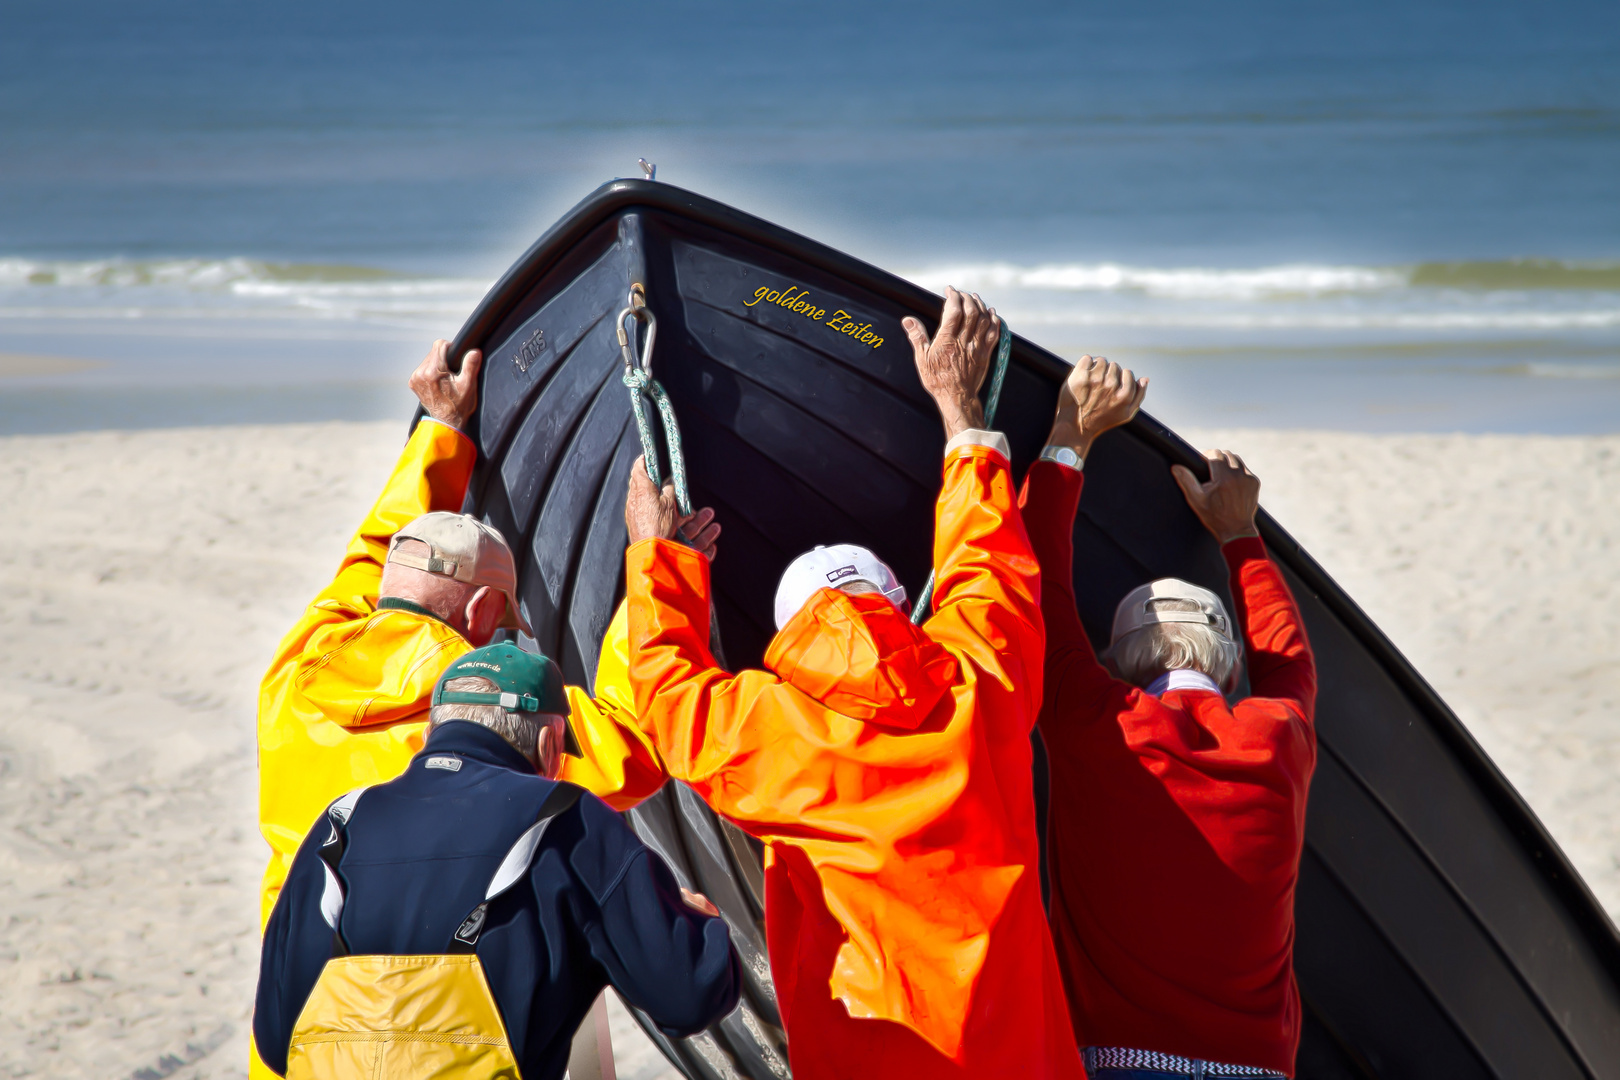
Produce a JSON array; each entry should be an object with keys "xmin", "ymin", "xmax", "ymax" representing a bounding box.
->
[
  {"xmin": 1110, "ymin": 578, "xmax": 1232, "ymax": 643},
  {"xmin": 387, "ymin": 511, "xmax": 532, "ymax": 636},
  {"xmin": 773, "ymin": 544, "xmax": 907, "ymax": 630}
]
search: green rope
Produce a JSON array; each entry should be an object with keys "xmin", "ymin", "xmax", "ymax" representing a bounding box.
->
[
  {"xmin": 620, "ymin": 292, "xmax": 724, "ymax": 659},
  {"xmin": 910, "ymin": 316, "xmax": 1012, "ymax": 625},
  {"xmin": 623, "ymin": 366, "xmax": 692, "ymax": 517},
  {"xmin": 982, "ymin": 317, "xmax": 1011, "ymax": 425},
  {"xmin": 620, "ymin": 301, "xmax": 693, "ymax": 518}
]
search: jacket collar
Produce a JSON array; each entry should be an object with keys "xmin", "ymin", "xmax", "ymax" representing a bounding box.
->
[
  {"xmin": 420, "ymin": 720, "xmax": 538, "ymax": 775},
  {"xmin": 377, "ymin": 595, "xmax": 457, "ymax": 630}
]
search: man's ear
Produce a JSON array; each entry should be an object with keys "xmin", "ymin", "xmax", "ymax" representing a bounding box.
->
[
  {"xmin": 535, "ymin": 720, "xmax": 562, "ymax": 778},
  {"xmin": 463, "ymin": 586, "xmax": 505, "ymax": 647}
]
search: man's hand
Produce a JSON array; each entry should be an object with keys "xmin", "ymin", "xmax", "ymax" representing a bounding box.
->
[
  {"xmin": 680, "ymin": 506, "xmax": 722, "ymax": 561},
  {"xmin": 903, "ymin": 287, "xmax": 1001, "ymax": 440},
  {"xmin": 624, "ymin": 456, "xmax": 722, "ymax": 559},
  {"xmin": 1048, "ymin": 355, "xmax": 1148, "ymax": 459},
  {"xmin": 680, "ymin": 887, "xmax": 721, "ymax": 917},
  {"xmin": 1171, "ymin": 450, "xmax": 1262, "ymax": 545},
  {"xmin": 410, "ymin": 339, "xmax": 483, "ymax": 430}
]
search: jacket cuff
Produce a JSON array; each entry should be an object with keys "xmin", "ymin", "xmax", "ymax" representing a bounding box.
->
[
  {"xmin": 627, "ymin": 535, "xmax": 698, "ymax": 562},
  {"xmin": 410, "ymin": 414, "xmax": 476, "ymax": 457},
  {"xmin": 1220, "ymin": 534, "xmax": 1269, "ymax": 568},
  {"xmin": 419, "ymin": 414, "xmax": 473, "ymax": 443},
  {"xmin": 944, "ymin": 428, "xmax": 1011, "ymax": 462},
  {"xmin": 626, "ymin": 537, "xmax": 709, "ymax": 593},
  {"xmin": 1027, "ymin": 457, "xmax": 1085, "ymax": 494}
]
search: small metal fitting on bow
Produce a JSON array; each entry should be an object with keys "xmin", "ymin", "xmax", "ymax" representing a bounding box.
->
[{"xmin": 617, "ymin": 283, "xmax": 657, "ymax": 380}]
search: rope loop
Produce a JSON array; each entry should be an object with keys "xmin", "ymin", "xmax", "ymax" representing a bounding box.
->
[{"xmin": 617, "ymin": 285, "xmax": 693, "ymax": 517}]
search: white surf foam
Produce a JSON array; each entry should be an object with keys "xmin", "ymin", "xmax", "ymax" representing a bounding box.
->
[
  {"xmin": 996, "ymin": 308, "xmax": 1620, "ymax": 331},
  {"xmin": 902, "ymin": 259, "xmax": 1620, "ymax": 333},
  {"xmin": 0, "ymin": 258, "xmax": 489, "ymax": 328},
  {"xmin": 5, "ymin": 256, "xmax": 1619, "ymax": 337},
  {"xmin": 905, "ymin": 261, "xmax": 1406, "ymax": 300}
]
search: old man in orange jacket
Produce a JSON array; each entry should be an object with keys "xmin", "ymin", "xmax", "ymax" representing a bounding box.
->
[{"xmin": 620, "ymin": 288, "xmax": 1083, "ymax": 1079}]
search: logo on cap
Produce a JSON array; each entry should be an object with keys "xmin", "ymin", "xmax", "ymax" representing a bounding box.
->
[{"xmin": 826, "ymin": 565, "xmax": 858, "ymax": 583}]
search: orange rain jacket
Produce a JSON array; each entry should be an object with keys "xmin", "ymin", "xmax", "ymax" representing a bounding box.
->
[
  {"xmin": 624, "ymin": 433, "xmax": 1083, "ymax": 1079},
  {"xmin": 256, "ymin": 418, "xmax": 664, "ymax": 928}
]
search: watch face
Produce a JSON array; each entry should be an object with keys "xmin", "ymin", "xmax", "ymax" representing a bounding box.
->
[{"xmin": 1041, "ymin": 446, "xmax": 1083, "ymax": 470}]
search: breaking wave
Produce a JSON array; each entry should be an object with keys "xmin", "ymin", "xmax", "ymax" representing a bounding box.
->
[
  {"xmin": 907, "ymin": 262, "xmax": 1403, "ymax": 300},
  {"xmin": 3, "ymin": 256, "xmax": 1617, "ymax": 335},
  {"xmin": 998, "ymin": 309, "xmax": 1620, "ymax": 331},
  {"xmin": 0, "ymin": 258, "xmax": 490, "ymax": 328},
  {"xmin": 0, "ymin": 257, "xmax": 414, "ymax": 289},
  {"xmin": 900, "ymin": 258, "xmax": 1620, "ymax": 335},
  {"xmin": 905, "ymin": 258, "xmax": 1620, "ymax": 300}
]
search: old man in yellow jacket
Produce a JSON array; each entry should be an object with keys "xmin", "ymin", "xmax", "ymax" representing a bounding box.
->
[{"xmin": 252, "ymin": 340, "xmax": 714, "ymax": 1076}]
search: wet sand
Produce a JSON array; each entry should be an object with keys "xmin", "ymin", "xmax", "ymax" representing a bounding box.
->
[{"xmin": 0, "ymin": 420, "xmax": 1613, "ymax": 1079}]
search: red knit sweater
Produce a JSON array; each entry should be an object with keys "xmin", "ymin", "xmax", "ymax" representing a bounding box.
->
[{"xmin": 1020, "ymin": 460, "xmax": 1317, "ymax": 1076}]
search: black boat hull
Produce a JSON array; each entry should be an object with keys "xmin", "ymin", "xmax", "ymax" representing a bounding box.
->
[{"xmin": 448, "ymin": 180, "xmax": 1620, "ymax": 1080}]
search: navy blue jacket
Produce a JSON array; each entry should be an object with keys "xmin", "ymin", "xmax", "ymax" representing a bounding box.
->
[{"xmin": 254, "ymin": 721, "xmax": 741, "ymax": 1079}]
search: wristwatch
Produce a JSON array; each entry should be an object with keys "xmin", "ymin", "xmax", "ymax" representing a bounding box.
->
[{"xmin": 1039, "ymin": 445, "xmax": 1084, "ymax": 471}]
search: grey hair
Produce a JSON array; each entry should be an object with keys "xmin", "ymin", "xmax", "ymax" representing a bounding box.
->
[
  {"xmin": 429, "ymin": 675, "xmax": 542, "ymax": 764},
  {"xmin": 1106, "ymin": 598, "xmax": 1244, "ymax": 691}
]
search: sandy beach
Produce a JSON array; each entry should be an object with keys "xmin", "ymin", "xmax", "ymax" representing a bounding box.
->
[{"xmin": 1, "ymin": 420, "xmax": 1614, "ymax": 1080}]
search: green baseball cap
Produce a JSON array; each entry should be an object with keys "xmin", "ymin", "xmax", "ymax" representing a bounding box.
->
[{"xmin": 432, "ymin": 642, "xmax": 580, "ymax": 756}]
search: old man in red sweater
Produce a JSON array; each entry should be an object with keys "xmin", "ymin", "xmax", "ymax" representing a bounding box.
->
[{"xmin": 1020, "ymin": 357, "xmax": 1317, "ymax": 1079}]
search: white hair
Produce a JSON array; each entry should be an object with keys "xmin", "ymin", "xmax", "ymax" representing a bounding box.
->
[
  {"xmin": 429, "ymin": 675, "xmax": 544, "ymax": 764},
  {"xmin": 1106, "ymin": 597, "xmax": 1244, "ymax": 691}
]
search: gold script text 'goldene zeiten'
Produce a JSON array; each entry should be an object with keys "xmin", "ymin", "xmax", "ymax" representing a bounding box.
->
[{"xmin": 743, "ymin": 285, "xmax": 884, "ymax": 349}]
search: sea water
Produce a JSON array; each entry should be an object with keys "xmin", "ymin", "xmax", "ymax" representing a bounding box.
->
[{"xmin": 1, "ymin": 0, "xmax": 1616, "ymax": 434}]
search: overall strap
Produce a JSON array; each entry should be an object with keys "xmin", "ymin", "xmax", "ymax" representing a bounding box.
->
[
  {"xmin": 449, "ymin": 782, "xmax": 584, "ymax": 953},
  {"xmin": 316, "ymin": 788, "xmax": 369, "ymax": 957}
]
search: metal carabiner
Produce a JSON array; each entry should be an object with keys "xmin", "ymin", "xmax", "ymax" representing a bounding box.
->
[{"xmin": 616, "ymin": 284, "xmax": 656, "ymax": 377}]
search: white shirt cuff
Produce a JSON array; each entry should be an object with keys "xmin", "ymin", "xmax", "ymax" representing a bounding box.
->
[
  {"xmin": 1146, "ymin": 669, "xmax": 1224, "ymax": 697},
  {"xmin": 944, "ymin": 428, "xmax": 1011, "ymax": 461}
]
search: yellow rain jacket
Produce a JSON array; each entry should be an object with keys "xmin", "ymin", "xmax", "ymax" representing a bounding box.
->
[
  {"xmin": 257, "ymin": 418, "xmax": 666, "ymax": 925},
  {"xmin": 252, "ymin": 418, "xmax": 668, "ymax": 1077}
]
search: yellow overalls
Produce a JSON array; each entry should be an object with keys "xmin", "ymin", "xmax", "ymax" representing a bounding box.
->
[{"xmin": 283, "ymin": 784, "xmax": 583, "ymax": 1080}]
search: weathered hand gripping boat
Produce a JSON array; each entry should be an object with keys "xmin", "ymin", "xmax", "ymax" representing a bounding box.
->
[{"xmin": 438, "ymin": 179, "xmax": 1620, "ymax": 1080}]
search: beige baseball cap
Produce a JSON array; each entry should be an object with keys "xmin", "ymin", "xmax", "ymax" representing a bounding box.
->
[
  {"xmin": 1110, "ymin": 577, "xmax": 1232, "ymax": 644},
  {"xmin": 387, "ymin": 512, "xmax": 532, "ymax": 636}
]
